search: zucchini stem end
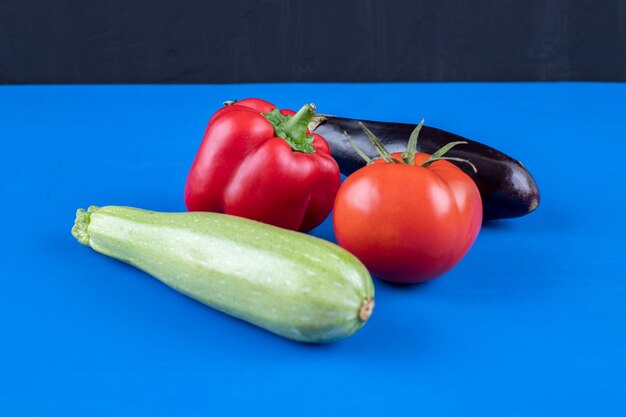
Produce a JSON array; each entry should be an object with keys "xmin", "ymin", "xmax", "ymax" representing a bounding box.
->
[
  {"xmin": 72, "ymin": 206, "xmax": 99, "ymax": 246},
  {"xmin": 358, "ymin": 297, "xmax": 375, "ymax": 322}
]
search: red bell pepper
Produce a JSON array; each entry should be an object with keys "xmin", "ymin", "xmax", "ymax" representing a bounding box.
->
[{"xmin": 184, "ymin": 98, "xmax": 340, "ymax": 232}]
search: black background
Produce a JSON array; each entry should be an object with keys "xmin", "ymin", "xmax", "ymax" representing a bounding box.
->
[{"xmin": 1, "ymin": 0, "xmax": 625, "ymax": 83}]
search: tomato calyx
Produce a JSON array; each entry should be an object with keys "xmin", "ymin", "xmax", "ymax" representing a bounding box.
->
[{"xmin": 344, "ymin": 120, "xmax": 477, "ymax": 173}]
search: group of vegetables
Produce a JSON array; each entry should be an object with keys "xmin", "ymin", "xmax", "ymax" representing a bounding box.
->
[{"xmin": 72, "ymin": 98, "xmax": 539, "ymax": 343}]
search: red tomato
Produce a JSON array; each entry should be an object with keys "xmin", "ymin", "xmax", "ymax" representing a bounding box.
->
[{"xmin": 333, "ymin": 152, "xmax": 482, "ymax": 283}]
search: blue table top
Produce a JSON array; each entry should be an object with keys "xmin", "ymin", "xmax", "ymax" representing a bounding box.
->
[{"xmin": 1, "ymin": 83, "xmax": 625, "ymax": 416}]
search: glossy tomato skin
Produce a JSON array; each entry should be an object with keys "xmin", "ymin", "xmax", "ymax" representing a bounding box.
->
[{"xmin": 333, "ymin": 152, "xmax": 482, "ymax": 283}]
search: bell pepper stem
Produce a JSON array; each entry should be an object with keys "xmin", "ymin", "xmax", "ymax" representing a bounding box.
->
[
  {"xmin": 282, "ymin": 104, "xmax": 316, "ymax": 131},
  {"xmin": 281, "ymin": 103, "xmax": 316, "ymax": 144},
  {"xmin": 263, "ymin": 104, "xmax": 317, "ymax": 153}
]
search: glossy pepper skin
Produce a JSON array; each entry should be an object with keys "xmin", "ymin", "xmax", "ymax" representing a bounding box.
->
[{"xmin": 185, "ymin": 98, "xmax": 341, "ymax": 232}]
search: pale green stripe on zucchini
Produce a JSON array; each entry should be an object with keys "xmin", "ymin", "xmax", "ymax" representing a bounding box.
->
[{"xmin": 72, "ymin": 206, "xmax": 374, "ymax": 343}]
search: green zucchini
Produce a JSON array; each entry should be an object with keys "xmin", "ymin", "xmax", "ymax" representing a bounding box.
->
[{"xmin": 71, "ymin": 206, "xmax": 375, "ymax": 343}]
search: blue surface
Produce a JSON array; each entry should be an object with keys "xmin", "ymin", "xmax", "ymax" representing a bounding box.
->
[{"xmin": 1, "ymin": 83, "xmax": 625, "ymax": 416}]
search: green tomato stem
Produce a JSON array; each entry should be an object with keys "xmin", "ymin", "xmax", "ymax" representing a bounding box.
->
[
  {"xmin": 358, "ymin": 122, "xmax": 398, "ymax": 163},
  {"xmin": 420, "ymin": 141, "xmax": 477, "ymax": 173},
  {"xmin": 401, "ymin": 119, "xmax": 424, "ymax": 165},
  {"xmin": 344, "ymin": 131, "xmax": 372, "ymax": 164},
  {"xmin": 343, "ymin": 120, "xmax": 477, "ymax": 173}
]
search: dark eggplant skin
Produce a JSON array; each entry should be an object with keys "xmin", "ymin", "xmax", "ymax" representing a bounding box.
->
[{"xmin": 310, "ymin": 116, "xmax": 540, "ymax": 221}]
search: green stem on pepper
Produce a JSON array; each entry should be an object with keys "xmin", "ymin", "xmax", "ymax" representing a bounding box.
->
[{"xmin": 263, "ymin": 104, "xmax": 317, "ymax": 154}]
